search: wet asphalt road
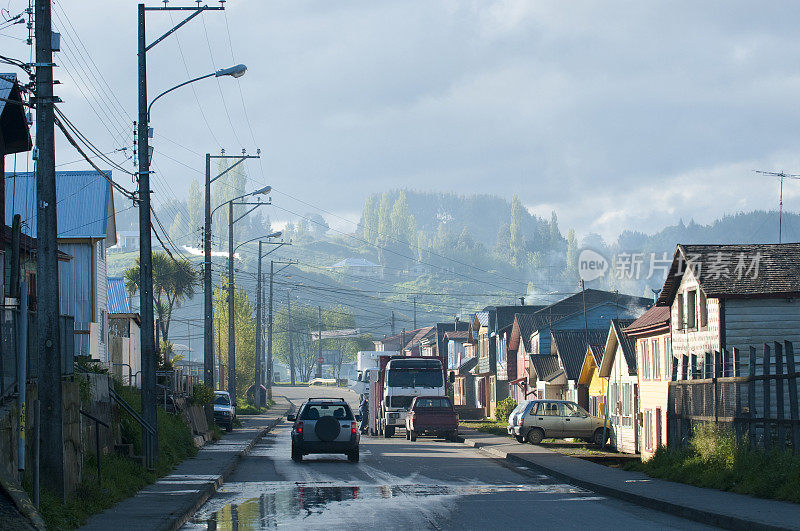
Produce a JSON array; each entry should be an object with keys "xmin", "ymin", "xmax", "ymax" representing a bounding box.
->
[{"xmin": 184, "ymin": 386, "xmax": 712, "ymax": 530}]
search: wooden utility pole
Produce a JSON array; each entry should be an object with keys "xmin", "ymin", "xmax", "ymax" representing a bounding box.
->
[{"xmin": 35, "ymin": 0, "xmax": 64, "ymax": 497}]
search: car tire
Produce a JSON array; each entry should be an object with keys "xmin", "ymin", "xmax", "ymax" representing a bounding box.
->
[
  {"xmin": 515, "ymin": 435, "xmax": 525, "ymax": 444},
  {"xmin": 409, "ymin": 430, "xmax": 417, "ymax": 442},
  {"xmin": 226, "ymin": 423, "xmax": 233, "ymax": 432},
  {"xmin": 291, "ymin": 445, "xmax": 303, "ymax": 462},
  {"xmin": 526, "ymin": 428, "xmax": 544, "ymax": 445},
  {"xmin": 384, "ymin": 425, "xmax": 395, "ymax": 438},
  {"xmin": 449, "ymin": 430, "xmax": 459, "ymax": 442},
  {"xmin": 406, "ymin": 429, "xmax": 410, "ymax": 440},
  {"xmin": 593, "ymin": 428, "xmax": 608, "ymax": 447},
  {"xmin": 347, "ymin": 449, "xmax": 360, "ymax": 463}
]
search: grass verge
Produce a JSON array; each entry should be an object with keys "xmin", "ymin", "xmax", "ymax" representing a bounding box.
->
[
  {"xmin": 30, "ymin": 386, "xmax": 199, "ymax": 529},
  {"xmin": 627, "ymin": 423, "xmax": 800, "ymax": 504},
  {"xmin": 236, "ymin": 398, "xmax": 275, "ymax": 415},
  {"xmin": 460, "ymin": 419, "xmax": 508, "ymax": 436}
]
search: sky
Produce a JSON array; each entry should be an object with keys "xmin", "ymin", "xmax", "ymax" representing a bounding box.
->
[{"xmin": 3, "ymin": 0, "xmax": 800, "ymax": 242}]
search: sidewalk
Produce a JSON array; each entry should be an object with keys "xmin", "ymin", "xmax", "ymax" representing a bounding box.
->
[
  {"xmin": 81, "ymin": 396, "xmax": 293, "ymax": 531},
  {"xmin": 459, "ymin": 428, "xmax": 799, "ymax": 530}
]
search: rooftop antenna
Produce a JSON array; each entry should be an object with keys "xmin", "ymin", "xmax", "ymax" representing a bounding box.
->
[
  {"xmin": 651, "ymin": 288, "xmax": 662, "ymax": 304},
  {"xmin": 754, "ymin": 170, "xmax": 800, "ymax": 243}
]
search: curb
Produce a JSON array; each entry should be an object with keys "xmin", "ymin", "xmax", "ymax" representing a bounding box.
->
[
  {"xmin": 459, "ymin": 435, "xmax": 789, "ymax": 531},
  {"xmin": 166, "ymin": 401, "xmax": 294, "ymax": 531}
]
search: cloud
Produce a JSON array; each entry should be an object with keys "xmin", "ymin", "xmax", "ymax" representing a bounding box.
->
[{"xmin": 6, "ymin": 1, "xmax": 800, "ymax": 241}]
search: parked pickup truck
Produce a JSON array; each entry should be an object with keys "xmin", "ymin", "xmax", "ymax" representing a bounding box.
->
[{"xmin": 405, "ymin": 396, "xmax": 459, "ymax": 442}]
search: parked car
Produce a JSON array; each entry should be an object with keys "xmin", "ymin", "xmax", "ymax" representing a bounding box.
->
[
  {"xmin": 288, "ymin": 398, "xmax": 360, "ymax": 462},
  {"xmin": 506, "ymin": 400, "xmax": 534, "ymax": 442},
  {"xmin": 405, "ymin": 396, "xmax": 459, "ymax": 442},
  {"xmin": 509, "ymin": 400, "xmax": 609, "ymax": 446},
  {"xmin": 213, "ymin": 391, "xmax": 236, "ymax": 432}
]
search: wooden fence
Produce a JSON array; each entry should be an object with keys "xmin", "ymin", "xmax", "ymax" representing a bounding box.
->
[{"xmin": 668, "ymin": 341, "xmax": 799, "ymax": 453}]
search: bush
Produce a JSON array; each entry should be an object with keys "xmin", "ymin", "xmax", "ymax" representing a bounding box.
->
[
  {"xmin": 190, "ymin": 382, "xmax": 214, "ymax": 406},
  {"xmin": 638, "ymin": 422, "xmax": 800, "ymax": 504},
  {"xmin": 496, "ymin": 397, "xmax": 517, "ymax": 423}
]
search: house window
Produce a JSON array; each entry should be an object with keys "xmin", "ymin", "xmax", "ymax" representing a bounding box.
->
[
  {"xmin": 699, "ymin": 290, "xmax": 708, "ymax": 328},
  {"xmin": 644, "ymin": 410, "xmax": 653, "ymax": 451},
  {"xmin": 641, "ymin": 340, "xmax": 650, "ymax": 380},
  {"xmin": 621, "ymin": 383, "xmax": 633, "ymax": 427},
  {"xmin": 652, "ymin": 339, "xmax": 660, "ymax": 380},
  {"xmin": 677, "ymin": 293, "xmax": 684, "ymax": 330},
  {"xmin": 100, "ymin": 309, "xmax": 105, "ymax": 344},
  {"xmin": 665, "ymin": 337, "xmax": 673, "ymax": 380},
  {"xmin": 687, "ymin": 290, "xmax": 696, "ymax": 329}
]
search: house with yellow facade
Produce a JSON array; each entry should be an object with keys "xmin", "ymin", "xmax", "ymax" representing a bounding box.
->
[{"xmin": 578, "ymin": 343, "xmax": 606, "ymax": 418}]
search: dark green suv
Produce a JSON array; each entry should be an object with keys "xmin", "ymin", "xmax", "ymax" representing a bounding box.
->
[{"xmin": 288, "ymin": 398, "xmax": 360, "ymax": 462}]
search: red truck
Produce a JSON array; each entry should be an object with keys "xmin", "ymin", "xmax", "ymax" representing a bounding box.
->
[{"xmin": 404, "ymin": 395, "xmax": 459, "ymax": 442}]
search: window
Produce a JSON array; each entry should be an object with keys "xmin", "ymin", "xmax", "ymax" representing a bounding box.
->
[
  {"xmin": 699, "ymin": 291, "xmax": 708, "ymax": 328},
  {"xmin": 665, "ymin": 337, "xmax": 673, "ymax": 380},
  {"xmin": 563, "ymin": 403, "xmax": 588, "ymax": 417},
  {"xmin": 621, "ymin": 383, "xmax": 633, "ymax": 426},
  {"xmin": 687, "ymin": 290, "xmax": 696, "ymax": 329},
  {"xmin": 528, "ymin": 402, "xmax": 539, "ymax": 416},
  {"xmin": 302, "ymin": 403, "xmax": 353, "ymax": 420},
  {"xmin": 590, "ymin": 396, "xmax": 598, "ymax": 417},
  {"xmin": 652, "ymin": 339, "xmax": 660, "ymax": 380},
  {"xmin": 541, "ymin": 402, "xmax": 561, "ymax": 416},
  {"xmin": 641, "ymin": 340, "xmax": 650, "ymax": 380},
  {"xmin": 677, "ymin": 293, "xmax": 684, "ymax": 330},
  {"xmin": 100, "ymin": 310, "xmax": 106, "ymax": 344},
  {"xmin": 644, "ymin": 410, "xmax": 653, "ymax": 451}
]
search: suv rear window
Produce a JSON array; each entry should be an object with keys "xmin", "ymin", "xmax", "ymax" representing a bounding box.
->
[
  {"xmin": 301, "ymin": 403, "xmax": 353, "ymax": 420},
  {"xmin": 414, "ymin": 398, "xmax": 451, "ymax": 408}
]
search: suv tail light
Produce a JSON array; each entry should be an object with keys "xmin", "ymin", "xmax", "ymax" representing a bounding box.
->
[
  {"xmin": 351, "ymin": 422, "xmax": 357, "ymax": 434},
  {"xmin": 296, "ymin": 421, "xmax": 303, "ymax": 435},
  {"xmin": 516, "ymin": 416, "xmax": 523, "ymax": 426}
]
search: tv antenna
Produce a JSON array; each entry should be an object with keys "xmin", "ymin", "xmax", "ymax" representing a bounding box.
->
[{"xmin": 754, "ymin": 170, "xmax": 800, "ymax": 243}]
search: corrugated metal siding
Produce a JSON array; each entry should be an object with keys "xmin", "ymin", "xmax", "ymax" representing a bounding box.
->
[
  {"xmin": 4, "ymin": 171, "xmax": 111, "ymax": 238},
  {"xmin": 107, "ymin": 277, "xmax": 130, "ymax": 314}
]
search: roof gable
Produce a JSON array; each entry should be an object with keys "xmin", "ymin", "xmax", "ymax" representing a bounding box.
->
[
  {"xmin": 658, "ymin": 243, "xmax": 800, "ymax": 305},
  {"xmin": 550, "ymin": 329, "xmax": 609, "ymax": 380},
  {"xmin": 599, "ymin": 319, "xmax": 637, "ymax": 377}
]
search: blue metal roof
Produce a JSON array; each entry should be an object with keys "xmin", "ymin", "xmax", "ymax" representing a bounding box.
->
[
  {"xmin": 4, "ymin": 171, "xmax": 115, "ymax": 240},
  {"xmin": 107, "ymin": 276, "xmax": 130, "ymax": 314}
]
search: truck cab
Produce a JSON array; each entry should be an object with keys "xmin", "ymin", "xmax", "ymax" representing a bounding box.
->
[{"xmin": 378, "ymin": 357, "xmax": 446, "ymax": 437}]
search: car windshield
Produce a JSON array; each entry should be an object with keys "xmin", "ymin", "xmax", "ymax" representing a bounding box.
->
[
  {"xmin": 214, "ymin": 394, "xmax": 230, "ymax": 406},
  {"xmin": 301, "ymin": 404, "xmax": 353, "ymax": 420},
  {"xmin": 414, "ymin": 398, "xmax": 451, "ymax": 408},
  {"xmin": 387, "ymin": 369, "xmax": 443, "ymax": 388}
]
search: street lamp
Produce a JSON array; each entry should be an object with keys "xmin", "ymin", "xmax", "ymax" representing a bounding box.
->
[
  {"xmin": 136, "ymin": 1, "xmax": 233, "ymax": 468},
  {"xmin": 213, "ymin": 188, "xmax": 272, "ymax": 401},
  {"xmin": 147, "ymin": 64, "xmax": 247, "ymax": 120}
]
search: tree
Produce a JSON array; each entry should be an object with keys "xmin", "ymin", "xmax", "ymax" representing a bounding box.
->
[
  {"xmin": 390, "ymin": 190, "xmax": 417, "ymax": 241},
  {"xmin": 361, "ymin": 195, "xmax": 379, "ymax": 243},
  {"xmin": 213, "ymin": 276, "xmax": 256, "ymax": 399},
  {"xmin": 187, "ymin": 179, "xmax": 202, "ymax": 244},
  {"xmin": 305, "ymin": 212, "xmax": 329, "ymax": 239},
  {"xmin": 124, "ymin": 252, "xmax": 198, "ymax": 347},
  {"xmin": 509, "ymin": 195, "xmax": 527, "ymax": 268}
]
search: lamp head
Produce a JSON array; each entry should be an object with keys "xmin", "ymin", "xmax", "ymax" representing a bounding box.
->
[
  {"xmin": 268, "ymin": 231, "xmax": 282, "ymax": 239},
  {"xmin": 216, "ymin": 64, "xmax": 247, "ymax": 78},
  {"xmin": 252, "ymin": 185, "xmax": 271, "ymax": 196}
]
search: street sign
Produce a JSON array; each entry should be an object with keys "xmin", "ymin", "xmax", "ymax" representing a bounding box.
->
[{"xmin": 318, "ymin": 357, "xmax": 325, "ymax": 364}]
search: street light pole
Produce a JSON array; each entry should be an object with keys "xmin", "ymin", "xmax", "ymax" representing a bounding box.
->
[
  {"xmin": 137, "ymin": 2, "xmax": 157, "ymax": 468},
  {"xmin": 288, "ymin": 290, "xmax": 295, "ymax": 385},
  {"xmin": 268, "ymin": 260, "xmax": 274, "ymax": 399},
  {"xmin": 254, "ymin": 241, "xmax": 263, "ymax": 407},
  {"xmin": 203, "ymin": 152, "xmax": 259, "ymax": 390}
]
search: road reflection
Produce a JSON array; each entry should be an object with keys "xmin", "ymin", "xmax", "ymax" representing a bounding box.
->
[{"xmin": 184, "ymin": 481, "xmax": 590, "ymax": 529}]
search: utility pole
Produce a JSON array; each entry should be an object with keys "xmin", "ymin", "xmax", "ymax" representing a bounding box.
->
[
  {"xmin": 204, "ymin": 152, "xmax": 259, "ymax": 389},
  {"xmin": 391, "ymin": 311, "xmax": 395, "ymax": 336},
  {"xmin": 35, "ymin": 0, "xmax": 64, "ymax": 497},
  {"xmin": 317, "ymin": 306, "xmax": 322, "ymax": 378},
  {"xmin": 267, "ymin": 260, "xmax": 274, "ymax": 399},
  {"xmin": 227, "ymin": 201, "xmax": 235, "ymax": 400},
  {"xmin": 288, "ymin": 290, "xmax": 295, "ymax": 384},
  {"xmin": 254, "ymin": 241, "xmax": 263, "ymax": 407},
  {"xmin": 412, "ymin": 298, "xmax": 417, "ymax": 329}
]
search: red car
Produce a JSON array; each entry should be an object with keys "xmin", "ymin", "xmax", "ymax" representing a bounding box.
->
[{"xmin": 405, "ymin": 396, "xmax": 459, "ymax": 442}]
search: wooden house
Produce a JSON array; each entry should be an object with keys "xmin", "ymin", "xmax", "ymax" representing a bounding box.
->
[
  {"xmin": 624, "ymin": 305, "xmax": 671, "ymax": 460},
  {"xmin": 578, "ymin": 343, "xmax": 606, "ymax": 418},
  {"xmin": 658, "ymin": 244, "xmax": 800, "ymax": 378},
  {"xmin": 598, "ymin": 319, "xmax": 639, "ymax": 454},
  {"xmin": 546, "ymin": 329, "xmax": 609, "ymax": 407},
  {"xmin": 6, "ymin": 171, "xmax": 117, "ymax": 363}
]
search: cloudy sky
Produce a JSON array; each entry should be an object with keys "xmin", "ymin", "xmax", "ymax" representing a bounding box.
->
[{"xmin": 4, "ymin": 0, "xmax": 800, "ymax": 241}]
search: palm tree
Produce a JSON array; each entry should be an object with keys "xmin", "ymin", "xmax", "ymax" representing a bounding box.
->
[{"xmin": 124, "ymin": 251, "xmax": 198, "ymax": 345}]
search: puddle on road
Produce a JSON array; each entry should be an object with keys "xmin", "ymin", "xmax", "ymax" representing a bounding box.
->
[{"xmin": 184, "ymin": 481, "xmax": 590, "ymax": 529}]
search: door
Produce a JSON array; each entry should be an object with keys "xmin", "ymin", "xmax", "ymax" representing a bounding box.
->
[
  {"xmin": 534, "ymin": 401, "xmax": 564, "ymax": 437},
  {"xmin": 655, "ymin": 407, "xmax": 662, "ymax": 449},
  {"xmin": 562, "ymin": 402, "xmax": 594, "ymax": 438}
]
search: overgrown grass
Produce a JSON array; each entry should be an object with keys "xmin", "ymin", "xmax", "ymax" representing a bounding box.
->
[
  {"xmin": 236, "ymin": 398, "xmax": 275, "ymax": 415},
  {"xmin": 31, "ymin": 386, "xmax": 199, "ymax": 529},
  {"xmin": 629, "ymin": 423, "xmax": 800, "ymax": 504},
  {"xmin": 461, "ymin": 419, "xmax": 508, "ymax": 436}
]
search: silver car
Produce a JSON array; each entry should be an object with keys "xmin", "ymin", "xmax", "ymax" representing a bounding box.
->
[
  {"xmin": 509, "ymin": 400, "xmax": 609, "ymax": 446},
  {"xmin": 288, "ymin": 398, "xmax": 360, "ymax": 462}
]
